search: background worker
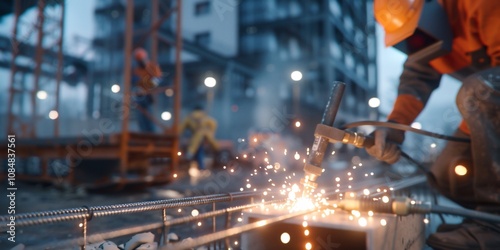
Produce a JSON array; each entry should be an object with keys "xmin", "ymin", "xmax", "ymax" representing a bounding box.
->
[
  {"xmin": 180, "ymin": 105, "xmax": 219, "ymax": 175},
  {"xmin": 370, "ymin": 0, "xmax": 500, "ymax": 248},
  {"xmin": 132, "ymin": 47, "xmax": 162, "ymax": 133}
]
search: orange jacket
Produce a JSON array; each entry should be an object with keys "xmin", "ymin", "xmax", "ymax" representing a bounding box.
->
[
  {"xmin": 133, "ymin": 61, "xmax": 162, "ymax": 92},
  {"xmin": 430, "ymin": 0, "xmax": 500, "ymax": 73},
  {"xmin": 388, "ymin": 0, "xmax": 500, "ymax": 134}
]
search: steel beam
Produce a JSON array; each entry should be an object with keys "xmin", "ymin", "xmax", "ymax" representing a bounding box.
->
[
  {"xmin": 54, "ymin": 0, "xmax": 65, "ymax": 137},
  {"xmin": 171, "ymin": 0, "xmax": 183, "ymax": 174},
  {"xmin": 31, "ymin": 0, "xmax": 47, "ymax": 137},
  {"xmin": 7, "ymin": 0, "xmax": 21, "ymax": 136},
  {"xmin": 120, "ymin": 0, "xmax": 134, "ymax": 183}
]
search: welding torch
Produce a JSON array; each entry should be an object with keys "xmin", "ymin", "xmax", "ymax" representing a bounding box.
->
[{"xmin": 301, "ymin": 81, "xmax": 379, "ymax": 195}]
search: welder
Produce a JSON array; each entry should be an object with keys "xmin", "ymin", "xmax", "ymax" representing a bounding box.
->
[
  {"xmin": 180, "ymin": 105, "xmax": 219, "ymax": 173},
  {"xmin": 371, "ymin": 0, "xmax": 500, "ymax": 248},
  {"xmin": 132, "ymin": 47, "xmax": 162, "ymax": 132}
]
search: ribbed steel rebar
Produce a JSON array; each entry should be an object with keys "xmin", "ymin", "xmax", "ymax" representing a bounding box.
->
[
  {"xmin": 29, "ymin": 199, "xmax": 286, "ymax": 250},
  {"xmin": 0, "ymin": 191, "xmax": 259, "ymax": 229},
  {"xmin": 3, "ymin": 174, "xmax": 426, "ymax": 230}
]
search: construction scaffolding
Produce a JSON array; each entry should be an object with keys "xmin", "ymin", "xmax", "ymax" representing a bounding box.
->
[
  {"xmin": 6, "ymin": 0, "xmax": 65, "ymax": 138},
  {"xmin": 1, "ymin": 0, "xmax": 184, "ymax": 189}
]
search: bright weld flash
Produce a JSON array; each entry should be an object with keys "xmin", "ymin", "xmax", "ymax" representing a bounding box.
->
[
  {"xmin": 290, "ymin": 197, "xmax": 316, "ymax": 211},
  {"xmin": 358, "ymin": 217, "xmax": 367, "ymax": 227},
  {"xmin": 382, "ymin": 196, "xmax": 390, "ymax": 203},
  {"xmin": 305, "ymin": 242, "xmax": 312, "ymax": 250},
  {"xmin": 191, "ymin": 209, "xmax": 199, "ymax": 216},
  {"xmin": 294, "ymin": 152, "xmax": 300, "ymax": 160},
  {"xmin": 281, "ymin": 232, "xmax": 291, "ymax": 244},
  {"xmin": 351, "ymin": 210, "xmax": 361, "ymax": 217},
  {"xmin": 455, "ymin": 165, "xmax": 467, "ymax": 176},
  {"xmin": 380, "ymin": 219, "xmax": 387, "ymax": 226}
]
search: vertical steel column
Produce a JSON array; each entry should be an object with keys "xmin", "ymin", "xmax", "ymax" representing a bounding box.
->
[
  {"xmin": 81, "ymin": 218, "xmax": 88, "ymax": 250},
  {"xmin": 206, "ymin": 88, "xmax": 214, "ymax": 114},
  {"xmin": 151, "ymin": 0, "xmax": 158, "ymax": 64},
  {"xmin": 212, "ymin": 202, "xmax": 216, "ymax": 249},
  {"xmin": 222, "ymin": 63, "xmax": 233, "ymax": 139},
  {"xmin": 322, "ymin": 0, "xmax": 333, "ymax": 92},
  {"xmin": 7, "ymin": 0, "xmax": 21, "ymax": 135},
  {"xmin": 54, "ymin": 0, "xmax": 65, "ymax": 137},
  {"xmin": 293, "ymin": 83, "xmax": 300, "ymax": 116},
  {"xmin": 120, "ymin": 0, "xmax": 134, "ymax": 180},
  {"xmin": 31, "ymin": 0, "xmax": 47, "ymax": 137},
  {"xmin": 224, "ymin": 211, "xmax": 232, "ymax": 248},
  {"xmin": 160, "ymin": 208, "xmax": 168, "ymax": 245},
  {"xmin": 151, "ymin": 0, "xmax": 159, "ymax": 129},
  {"xmin": 172, "ymin": 0, "xmax": 183, "ymax": 173}
]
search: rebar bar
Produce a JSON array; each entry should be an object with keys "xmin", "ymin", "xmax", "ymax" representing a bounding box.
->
[
  {"xmin": 0, "ymin": 192, "xmax": 259, "ymax": 229},
  {"xmin": 29, "ymin": 199, "xmax": 284, "ymax": 249}
]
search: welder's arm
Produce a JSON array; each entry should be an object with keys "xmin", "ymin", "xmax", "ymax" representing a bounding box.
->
[
  {"xmin": 366, "ymin": 60, "xmax": 442, "ymax": 164},
  {"xmin": 390, "ymin": 59, "xmax": 442, "ymax": 124}
]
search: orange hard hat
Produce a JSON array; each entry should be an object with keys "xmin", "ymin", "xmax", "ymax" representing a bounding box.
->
[
  {"xmin": 134, "ymin": 47, "xmax": 148, "ymax": 61},
  {"xmin": 374, "ymin": 0, "xmax": 424, "ymax": 47}
]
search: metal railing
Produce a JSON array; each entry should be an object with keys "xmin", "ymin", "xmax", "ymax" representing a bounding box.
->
[{"xmin": 1, "ymin": 175, "xmax": 427, "ymax": 249}]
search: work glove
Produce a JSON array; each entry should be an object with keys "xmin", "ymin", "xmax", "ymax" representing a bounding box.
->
[{"xmin": 365, "ymin": 127, "xmax": 405, "ymax": 164}]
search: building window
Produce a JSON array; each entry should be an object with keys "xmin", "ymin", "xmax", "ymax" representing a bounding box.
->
[
  {"xmin": 195, "ymin": 32, "xmax": 211, "ymax": 47},
  {"xmin": 195, "ymin": 1, "xmax": 210, "ymax": 16}
]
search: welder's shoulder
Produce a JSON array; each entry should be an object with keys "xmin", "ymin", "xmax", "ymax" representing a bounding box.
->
[{"xmin": 464, "ymin": 0, "xmax": 500, "ymax": 14}]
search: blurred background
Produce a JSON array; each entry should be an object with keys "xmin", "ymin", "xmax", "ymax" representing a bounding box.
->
[
  {"xmin": 0, "ymin": 0, "xmax": 462, "ymax": 144},
  {"xmin": 0, "ymin": 1, "xmax": 469, "ymax": 248},
  {"xmin": 0, "ymin": 0, "xmax": 469, "ymax": 192}
]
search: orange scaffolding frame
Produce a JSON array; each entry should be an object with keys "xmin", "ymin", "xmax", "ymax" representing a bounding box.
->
[{"xmin": 2, "ymin": 0, "xmax": 184, "ymax": 189}]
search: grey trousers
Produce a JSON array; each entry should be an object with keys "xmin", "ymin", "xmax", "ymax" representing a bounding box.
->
[{"xmin": 429, "ymin": 67, "xmax": 500, "ymax": 209}]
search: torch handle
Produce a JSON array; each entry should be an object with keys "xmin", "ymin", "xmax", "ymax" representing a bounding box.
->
[{"xmin": 321, "ymin": 81, "xmax": 346, "ymax": 126}]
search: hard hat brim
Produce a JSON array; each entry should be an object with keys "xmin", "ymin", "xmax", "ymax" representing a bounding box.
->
[{"xmin": 384, "ymin": 4, "xmax": 423, "ymax": 47}]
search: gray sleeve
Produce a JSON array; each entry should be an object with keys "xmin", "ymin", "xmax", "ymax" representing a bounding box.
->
[{"xmin": 398, "ymin": 59, "xmax": 443, "ymax": 105}]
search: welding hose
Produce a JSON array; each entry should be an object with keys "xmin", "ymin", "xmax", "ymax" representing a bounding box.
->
[
  {"xmin": 336, "ymin": 122, "xmax": 500, "ymax": 223},
  {"xmin": 400, "ymin": 151, "xmax": 430, "ymax": 174},
  {"xmin": 338, "ymin": 197, "xmax": 500, "ymax": 223},
  {"xmin": 426, "ymin": 204, "xmax": 499, "ymax": 223},
  {"xmin": 341, "ymin": 120, "xmax": 472, "ymax": 174},
  {"xmin": 341, "ymin": 121, "xmax": 470, "ymax": 143},
  {"xmin": 430, "ymin": 205, "xmax": 500, "ymax": 224}
]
